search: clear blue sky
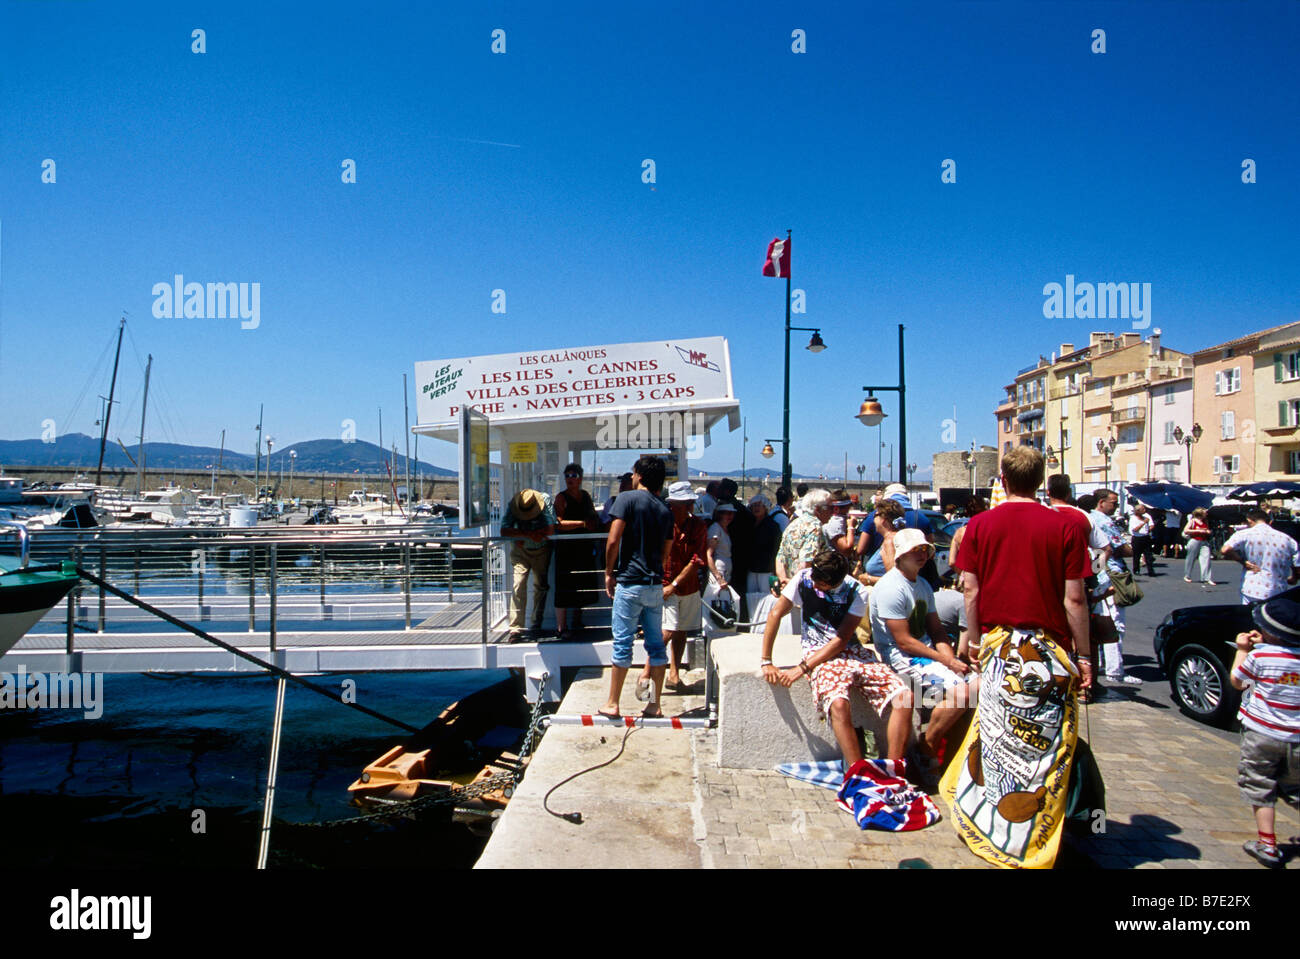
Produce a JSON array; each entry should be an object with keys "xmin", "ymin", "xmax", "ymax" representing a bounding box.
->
[{"xmin": 2, "ymin": 0, "xmax": 1296, "ymax": 479}]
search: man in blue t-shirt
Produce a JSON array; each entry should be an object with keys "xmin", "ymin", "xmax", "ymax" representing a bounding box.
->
[{"xmin": 599, "ymin": 455, "xmax": 674, "ymax": 720}]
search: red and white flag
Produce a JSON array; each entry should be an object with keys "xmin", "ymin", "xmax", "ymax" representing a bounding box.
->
[{"xmin": 761, "ymin": 236, "xmax": 791, "ymax": 278}]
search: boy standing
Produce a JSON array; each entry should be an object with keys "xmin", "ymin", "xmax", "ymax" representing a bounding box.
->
[{"xmin": 1230, "ymin": 597, "xmax": 1300, "ymax": 868}]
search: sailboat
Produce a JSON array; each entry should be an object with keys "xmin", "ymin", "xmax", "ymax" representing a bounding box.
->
[{"xmin": 0, "ymin": 522, "xmax": 79, "ymax": 657}]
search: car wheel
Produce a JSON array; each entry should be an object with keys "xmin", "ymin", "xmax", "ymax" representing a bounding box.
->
[{"xmin": 1169, "ymin": 643, "xmax": 1239, "ymax": 728}]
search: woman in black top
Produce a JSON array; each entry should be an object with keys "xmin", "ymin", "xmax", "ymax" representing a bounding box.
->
[{"xmin": 553, "ymin": 463, "xmax": 601, "ymax": 638}]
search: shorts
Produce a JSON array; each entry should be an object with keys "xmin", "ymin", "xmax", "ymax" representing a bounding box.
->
[
  {"xmin": 809, "ymin": 646, "xmax": 908, "ymax": 718},
  {"xmin": 1238, "ymin": 728, "xmax": 1300, "ymax": 807},
  {"xmin": 898, "ymin": 657, "xmax": 976, "ymax": 708},
  {"xmin": 663, "ymin": 590, "xmax": 702, "ymax": 633}
]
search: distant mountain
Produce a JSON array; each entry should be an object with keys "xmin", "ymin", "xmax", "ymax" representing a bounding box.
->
[{"xmin": 0, "ymin": 433, "xmax": 454, "ymax": 476}]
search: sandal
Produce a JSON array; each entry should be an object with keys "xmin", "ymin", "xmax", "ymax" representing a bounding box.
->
[
  {"xmin": 596, "ymin": 708, "xmax": 621, "ymax": 720},
  {"xmin": 641, "ymin": 705, "xmax": 663, "ymax": 719}
]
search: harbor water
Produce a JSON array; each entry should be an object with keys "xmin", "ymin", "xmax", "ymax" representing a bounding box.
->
[{"xmin": 0, "ymin": 668, "xmax": 511, "ymax": 868}]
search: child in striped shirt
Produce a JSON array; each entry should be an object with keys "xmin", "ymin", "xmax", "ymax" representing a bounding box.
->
[{"xmin": 1230, "ymin": 597, "xmax": 1300, "ymax": 868}]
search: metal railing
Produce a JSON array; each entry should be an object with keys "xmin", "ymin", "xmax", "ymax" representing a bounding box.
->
[{"xmin": 15, "ymin": 525, "xmax": 524, "ymax": 643}]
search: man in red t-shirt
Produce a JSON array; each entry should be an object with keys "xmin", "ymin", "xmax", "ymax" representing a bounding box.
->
[
  {"xmin": 638, "ymin": 481, "xmax": 708, "ymax": 692},
  {"xmin": 939, "ymin": 447, "xmax": 1093, "ymax": 870}
]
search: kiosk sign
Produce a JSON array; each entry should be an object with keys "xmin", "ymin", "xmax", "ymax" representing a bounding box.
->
[{"xmin": 416, "ymin": 337, "xmax": 732, "ymax": 426}]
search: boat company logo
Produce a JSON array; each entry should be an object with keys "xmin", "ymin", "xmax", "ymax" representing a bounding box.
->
[
  {"xmin": 50, "ymin": 890, "xmax": 151, "ymax": 939},
  {"xmin": 0, "ymin": 668, "xmax": 103, "ymax": 719},
  {"xmin": 674, "ymin": 346, "xmax": 720, "ymax": 372},
  {"xmin": 1041, "ymin": 274, "xmax": 1152, "ymax": 329},
  {"xmin": 151, "ymin": 274, "xmax": 261, "ymax": 329}
]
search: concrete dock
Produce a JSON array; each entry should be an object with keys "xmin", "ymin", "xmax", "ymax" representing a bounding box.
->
[{"xmin": 478, "ymin": 663, "xmax": 1300, "ymax": 869}]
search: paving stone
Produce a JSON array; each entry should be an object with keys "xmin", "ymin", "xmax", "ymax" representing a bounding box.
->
[{"xmin": 723, "ymin": 836, "xmax": 760, "ymax": 857}]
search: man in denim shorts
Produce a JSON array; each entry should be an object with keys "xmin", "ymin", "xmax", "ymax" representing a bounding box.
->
[{"xmin": 599, "ymin": 455, "xmax": 674, "ymax": 719}]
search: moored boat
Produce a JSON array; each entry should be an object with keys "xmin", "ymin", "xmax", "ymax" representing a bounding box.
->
[{"xmin": 0, "ymin": 522, "xmax": 80, "ymax": 657}]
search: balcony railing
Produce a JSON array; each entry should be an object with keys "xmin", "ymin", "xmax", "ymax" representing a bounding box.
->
[
  {"xmin": 1113, "ymin": 408, "xmax": 1146, "ymax": 423},
  {"xmin": 1049, "ymin": 385, "xmax": 1081, "ymax": 400}
]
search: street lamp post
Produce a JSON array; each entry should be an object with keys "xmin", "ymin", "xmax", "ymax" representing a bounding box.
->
[
  {"xmin": 856, "ymin": 323, "xmax": 908, "ymax": 484},
  {"xmin": 289, "ymin": 450, "xmax": 296, "ymax": 500},
  {"xmin": 778, "ymin": 325, "xmax": 826, "ymax": 491},
  {"xmin": 1173, "ymin": 423, "xmax": 1203, "ymax": 484},
  {"xmin": 1103, "ymin": 435, "xmax": 1117, "ymax": 489}
]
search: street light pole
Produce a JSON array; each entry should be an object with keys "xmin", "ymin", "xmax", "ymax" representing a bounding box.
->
[{"xmin": 857, "ymin": 323, "xmax": 908, "ymax": 484}]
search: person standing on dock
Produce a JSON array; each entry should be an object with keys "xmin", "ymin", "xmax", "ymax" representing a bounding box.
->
[
  {"xmin": 502, "ymin": 489, "xmax": 557, "ymax": 642},
  {"xmin": 941, "ymin": 446, "xmax": 1093, "ymax": 869},
  {"xmin": 600, "ymin": 456, "xmax": 674, "ymax": 719},
  {"xmin": 637, "ymin": 481, "xmax": 708, "ymax": 693}
]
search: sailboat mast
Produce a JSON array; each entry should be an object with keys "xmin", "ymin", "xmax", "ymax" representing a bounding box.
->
[
  {"xmin": 214, "ymin": 429, "xmax": 225, "ymax": 494},
  {"xmin": 96, "ymin": 317, "xmax": 126, "ymax": 487},
  {"xmin": 254, "ymin": 404, "xmax": 264, "ymax": 499},
  {"xmin": 403, "ymin": 373, "xmax": 411, "ymax": 513},
  {"xmin": 136, "ymin": 354, "xmax": 152, "ymax": 493}
]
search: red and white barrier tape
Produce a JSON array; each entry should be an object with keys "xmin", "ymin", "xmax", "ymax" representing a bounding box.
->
[{"xmin": 543, "ymin": 714, "xmax": 711, "ymax": 729}]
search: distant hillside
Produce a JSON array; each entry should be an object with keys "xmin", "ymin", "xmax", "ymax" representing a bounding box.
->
[{"xmin": 0, "ymin": 433, "xmax": 454, "ymax": 476}]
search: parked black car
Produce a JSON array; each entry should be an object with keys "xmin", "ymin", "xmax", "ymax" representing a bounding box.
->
[{"xmin": 1153, "ymin": 584, "xmax": 1300, "ymax": 727}]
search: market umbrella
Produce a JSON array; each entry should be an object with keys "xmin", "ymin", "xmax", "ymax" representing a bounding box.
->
[
  {"xmin": 1227, "ymin": 481, "xmax": 1300, "ymax": 500},
  {"xmin": 1124, "ymin": 482, "xmax": 1215, "ymax": 514}
]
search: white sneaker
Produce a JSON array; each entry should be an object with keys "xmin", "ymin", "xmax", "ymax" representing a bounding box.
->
[{"xmin": 1107, "ymin": 674, "xmax": 1143, "ymax": 686}]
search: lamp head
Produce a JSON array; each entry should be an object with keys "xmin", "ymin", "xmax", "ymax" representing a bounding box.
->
[
  {"xmin": 806, "ymin": 331, "xmax": 826, "ymax": 353},
  {"xmin": 856, "ymin": 396, "xmax": 886, "ymax": 427},
  {"xmin": 760, "ymin": 443, "xmax": 775, "ymax": 459}
]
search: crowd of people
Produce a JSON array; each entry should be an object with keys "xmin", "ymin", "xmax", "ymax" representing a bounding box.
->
[{"xmin": 500, "ymin": 452, "xmax": 1300, "ymax": 869}]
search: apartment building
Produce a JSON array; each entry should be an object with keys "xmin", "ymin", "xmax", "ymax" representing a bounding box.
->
[
  {"xmin": 995, "ymin": 330, "xmax": 1190, "ymax": 492},
  {"xmin": 1252, "ymin": 322, "xmax": 1300, "ymax": 481}
]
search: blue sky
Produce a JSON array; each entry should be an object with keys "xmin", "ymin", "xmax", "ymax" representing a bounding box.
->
[{"xmin": 2, "ymin": 0, "xmax": 1296, "ymax": 479}]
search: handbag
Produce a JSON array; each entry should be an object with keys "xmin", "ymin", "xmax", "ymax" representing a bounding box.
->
[
  {"xmin": 1065, "ymin": 738, "xmax": 1106, "ymax": 827},
  {"xmin": 1109, "ymin": 569, "xmax": 1143, "ymax": 607},
  {"xmin": 1090, "ymin": 612, "xmax": 1120, "ymax": 645}
]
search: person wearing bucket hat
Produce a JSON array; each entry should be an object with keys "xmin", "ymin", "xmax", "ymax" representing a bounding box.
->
[
  {"xmin": 868, "ymin": 528, "xmax": 975, "ymax": 768},
  {"xmin": 1230, "ymin": 597, "xmax": 1300, "ymax": 867},
  {"xmin": 501, "ymin": 489, "xmax": 556, "ymax": 641},
  {"xmin": 636, "ymin": 481, "xmax": 708, "ymax": 693}
]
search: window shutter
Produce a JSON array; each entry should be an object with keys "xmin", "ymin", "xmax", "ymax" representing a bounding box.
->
[
  {"xmin": 1213, "ymin": 456, "xmax": 1222, "ymax": 473},
  {"xmin": 1277, "ymin": 353, "xmax": 1285, "ymax": 383},
  {"xmin": 1282, "ymin": 400, "xmax": 1291, "ymax": 428}
]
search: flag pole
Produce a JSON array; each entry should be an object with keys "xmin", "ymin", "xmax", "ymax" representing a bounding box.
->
[{"xmin": 781, "ymin": 229, "xmax": 792, "ymax": 492}]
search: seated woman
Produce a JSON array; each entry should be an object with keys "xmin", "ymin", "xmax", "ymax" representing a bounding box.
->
[{"xmin": 856, "ymin": 498, "xmax": 906, "ymax": 589}]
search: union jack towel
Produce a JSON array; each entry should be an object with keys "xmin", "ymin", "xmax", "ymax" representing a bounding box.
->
[
  {"xmin": 836, "ymin": 759, "xmax": 942, "ymax": 832},
  {"xmin": 776, "ymin": 760, "xmax": 844, "ymax": 791}
]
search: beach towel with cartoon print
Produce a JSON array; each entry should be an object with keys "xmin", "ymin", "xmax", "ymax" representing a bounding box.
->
[{"xmin": 939, "ymin": 626, "xmax": 1078, "ymax": 869}]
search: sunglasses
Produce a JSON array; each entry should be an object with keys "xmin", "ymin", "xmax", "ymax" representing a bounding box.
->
[{"xmin": 564, "ymin": 472, "xmax": 581, "ymax": 479}]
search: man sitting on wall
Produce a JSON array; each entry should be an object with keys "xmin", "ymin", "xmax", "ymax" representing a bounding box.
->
[{"xmin": 761, "ymin": 549, "xmax": 915, "ymax": 766}]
